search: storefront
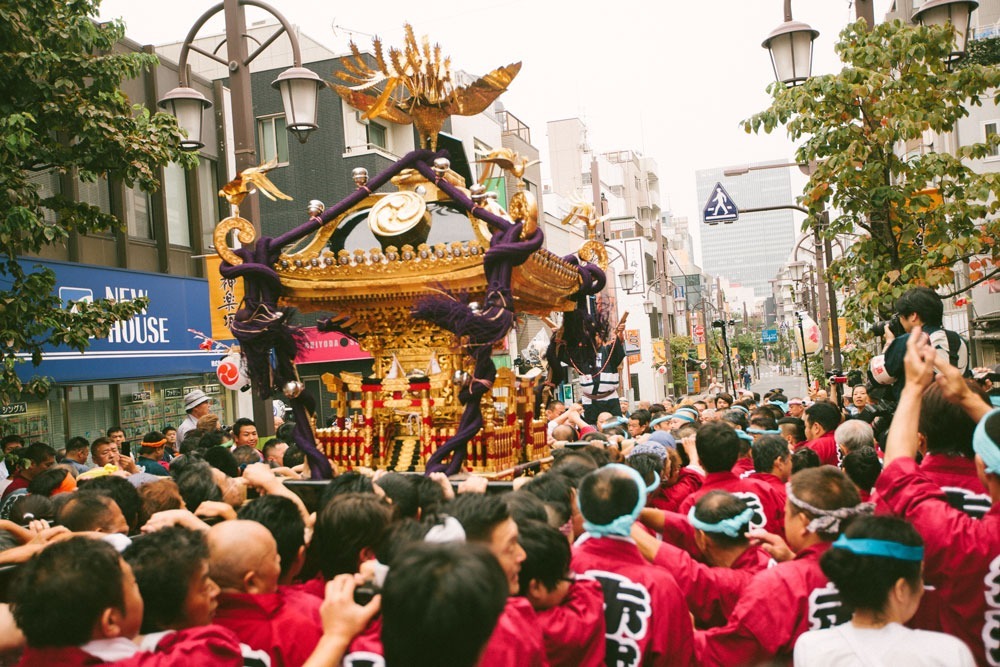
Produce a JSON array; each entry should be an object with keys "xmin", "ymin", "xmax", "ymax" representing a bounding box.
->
[
  {"xmin": 7, "ymin": 259, "xmax": 231, "ymax": 448},
  {"xmin": 295, "ymin": 326, "xmax": 373, "ymax": 428}
]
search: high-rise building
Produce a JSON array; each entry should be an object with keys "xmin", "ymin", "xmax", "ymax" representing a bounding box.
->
[{"xmin": 694, "ymin": 163, "xmax": 797, "ymax": 297}]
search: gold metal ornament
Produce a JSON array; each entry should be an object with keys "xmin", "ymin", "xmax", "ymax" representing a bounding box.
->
[
  {"xmin": 476, "ymin": 147, "xmax": 540, "ymax": 184},
  {"xmin": 218, "ymin": 158, "xmax": 292, "ymax": 209},
  {"xmin": 367, "ymin": 190, "xmax": 431, "ymax": 249},
  {"xmin": 508, "ymin": 190, "xmax": 538, "ymax": 238},
  {"xmin": 213, "ymin": 216, "xmax": 257, "ymax": 266},
  {"xmin": 330, "ymin": 24, "xmax": 521, "ymax": 150},
  {"xmin": 577, "ymin": 240, "xmax": 609, "ymax": 271},
  {"xmin": 283, "ymin": 380, "xmax": 305, "ymax": 398}
]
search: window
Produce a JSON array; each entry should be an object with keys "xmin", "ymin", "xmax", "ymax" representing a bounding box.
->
[
  {"xmin": 124, "ymin": 184, "xmax": 153, "ymax": 240},
  {"xmin": 258, "ymin": 115, "xmax": 289, "ymax": 165},
  {"xmin": 77, "ymin": 174, "xmax": 113, "ymax": 236},
  {"xmin": 197, "ymin": 158, "xmax": 220, "ymax": 251},
  {"xmin": 77, "ymin": 175, "xmax": 112, "ymax": 215},
  {"xmin": 27, "ymin": 170, "xmax": 60, "ymax": 224},
  {"xmin": 163, "ymin": 162, "xmax": 191, "ymax": 247},
  {"xmin": 984, "ymin": 121, "xmax": 999, "ymax": 159},
  {"xmin": 366, "ymin": 121, "xmax": 388, "ymax": 150}
]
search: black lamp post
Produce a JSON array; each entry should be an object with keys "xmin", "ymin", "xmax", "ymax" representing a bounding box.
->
[
  {"xmin": 795, "ymin": 311, "xmax": 811, "ymax": 388},
  {"xmin": 158, "ymin": 0, "xmax": 323, "ymax": 438},
  {"xmin": 713, "ymin": 318, "xmax": 738, "ymax": 396}
]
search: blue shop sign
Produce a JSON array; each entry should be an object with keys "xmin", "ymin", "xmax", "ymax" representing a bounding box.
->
[{"xmin": 15, "ymin": 259, "xmax": 218, "ymax": 383}]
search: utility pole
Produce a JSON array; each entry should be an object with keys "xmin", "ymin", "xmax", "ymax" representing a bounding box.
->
[{"xmin": 654, "ymin": 222, "xmax": 675, "ymax": 400}]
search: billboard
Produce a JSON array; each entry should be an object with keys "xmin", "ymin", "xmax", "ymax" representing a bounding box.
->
[{"xmin": 15, "ymin": 259, "xmax": 217, "ymax": 383}]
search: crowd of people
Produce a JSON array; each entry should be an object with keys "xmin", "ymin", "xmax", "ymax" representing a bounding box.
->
[{"xmin": 0, "ymin": 325, "xmax": 993, "ymax": 666}]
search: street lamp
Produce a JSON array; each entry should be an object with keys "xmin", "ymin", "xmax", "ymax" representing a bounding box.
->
[
  {"xmin": 912, "ymin": 0, "xmax": 980, "ymax": 61},
  {"xmin": 762, "ymin": 1, "xmax": 819, "ymax": 86},
  {"xmin": 160, "ymin": 0, "xmax": 324, "ymax": 438},
  {"xmin": 786, "ymin": 260, "xmax": 807, "ymax": 282},
  {"xmin": 271, "ymin": 66, "xmax": 325, "ymax": 144},
  {"xmin": 159, "ymin": 0, "xmax": 323, "ymax": 153},
  {"xmin": 157, "ymin": 87, "xmax": 212, "ymax": 151},
  {"xmin": 618, "ymin": 267, "xmax": 636, "ymax": 292}
]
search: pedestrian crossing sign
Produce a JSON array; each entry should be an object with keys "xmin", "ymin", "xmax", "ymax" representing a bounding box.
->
[{"xmin": 702, "ymin": 182, "xmax": 739, "ymax": 224}]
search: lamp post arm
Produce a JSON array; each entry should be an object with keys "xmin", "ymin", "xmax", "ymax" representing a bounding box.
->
[
  {"xmin": 784, "ymin": 0, "xmax": 793, "ymax": 22},
  {"xmin": 739, "ymin": 204, "xmax": 810, "ymax": 216},
  {"xmin": 176, "ymin": 0, "xmax": 305, "ymax": 86}
]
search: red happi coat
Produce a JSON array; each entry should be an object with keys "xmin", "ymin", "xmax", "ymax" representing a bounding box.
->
[
  {"xmin": 876, "ymin": 457, "xmax": 1000, "ymax": 667},
  {"xmin": 572, "ymin": 535, "xmax": 695, "ymax": 667},
  {"xmin": 652, "ymin": 540, "xmax": 773, "ymax": 628},
  {"xmin": 731, "ymin": 457, "xmax": 755, "ymax": 478},
  {"xmin": 536, "ymin": 578, "xmax": 607, "ymax": 667},
  {"xmin": 695, "ymin": 542, "xmax": 850, "ymax": 666},
  {"xmin": 341, "ymin": 617, "xmax": 384, "ymax": 667},
  {"xmin": 798, "ymin": 430, "xmax": 840, "ymax": 467},
  {"xmin": 476, "ymin": 597, "xmax": 549, "ymax": 667},
  {"xmin": 17, "ymin": 626, "xmax": 245, "ymax": 667},
  {"xmin": 649, "ymin": 468, "xmax": 704, "ymax": 513},
  {"xmin": 213, "ymin": 587, "xmax": 323, "ymax": 667},
  {"xmin": 678, "ymin": 471, "xmax": 785, "ymax": 536}
]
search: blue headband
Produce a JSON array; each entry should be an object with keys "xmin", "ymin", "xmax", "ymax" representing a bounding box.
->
[
  {"xmin": 581, "ymin": 464, "xmax": 647, "ymax": 538},
  {"xmin": 734, "ymin": 429, "xmax": 754, "ymax": 442},
  {"xmin": 687, "ymin": 506, "xmax": 755, "ymax": 538},
  {"xmin": 747, "ymin": 428, "xmax": 781, "ymax": 436},
  {"xmin": 769, "ymin": 401, "xmax": 789, "ymax": 415},
  {"xmin": 832, "ymin": 535, "xmax": 924, "ymax": 562},
  {"xmin": 973, "ymin": 407, "xmax": 1000, "ymax": 475},
  {"xmin": 601, "ymin": 417, "xmax": 627, "ymax": 431},
  {"xmin": 650, "ymin": 415, "xmax": 672, "ymax": 427},
  {"xmin": 731, "ymin": 405, "xmax": 751, "ymax": 416},
  {"xmin": 645, "ymin": 471, "xmax": 661, "ymax": 494}
]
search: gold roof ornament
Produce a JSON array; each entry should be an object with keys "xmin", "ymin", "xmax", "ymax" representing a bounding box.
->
[{"xmin": 331, "ymin": 24, "xmax": 521, "ymax": 151}]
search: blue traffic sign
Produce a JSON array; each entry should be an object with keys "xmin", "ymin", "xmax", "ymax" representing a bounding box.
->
[
  {"xmin": 761, "ymin": 328, "xmax": 779, "ymax": 344},
  {"xmin": 703, "ymin": 182, "xmax": 739, "ymax": 224}
]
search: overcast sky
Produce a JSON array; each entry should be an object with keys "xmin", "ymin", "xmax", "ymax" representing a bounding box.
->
[{"xmin": 99, "ymin": 0, "xmax": 896, "ymax": 262}]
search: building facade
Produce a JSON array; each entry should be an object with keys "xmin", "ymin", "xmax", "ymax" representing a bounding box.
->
[
  {"xmin": 546, "ymin": 118, "xmax": 678, "ymax": 402},
  {"xmin": 11, "ymin": 37, "xmax": 234, "ymax": 449},
  {"xmin": 694, "ymin": 162, "xmax": 797, "ymax": 299}
]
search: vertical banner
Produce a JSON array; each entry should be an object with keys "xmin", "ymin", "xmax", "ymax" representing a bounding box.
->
[
  {"xmin": 625, "ymin": 329, "xmax": 641, "ymax": 365},
  {"xmin": 205, "ymin": 255, "xmax": 243, "ymax": 342}
]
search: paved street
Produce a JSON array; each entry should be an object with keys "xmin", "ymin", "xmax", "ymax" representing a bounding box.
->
[{"xmin": 750, "ymin": 363, "xmax": 808, "ymax": 400}]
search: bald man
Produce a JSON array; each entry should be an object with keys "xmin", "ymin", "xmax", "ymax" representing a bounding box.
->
[{"xmin": 208, "ymin": 520, "xmax": 324, "ymax": 667}]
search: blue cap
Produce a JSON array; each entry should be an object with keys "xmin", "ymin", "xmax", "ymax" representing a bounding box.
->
[{"xmin": 646, "ymin": 431, "xmax": 677, "ymax": 449}]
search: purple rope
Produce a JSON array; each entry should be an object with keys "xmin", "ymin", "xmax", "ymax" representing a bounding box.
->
[
  {"xmin": 215, "ymin": 149, "xmax": 607, "ymax": 479},
  {"xmin": 415, "ymin": 221, "xmax": 543, "ymax": 475},
  {"xmin": 216, "ymin": 149, "xmax": 442, "ymax": 479}
]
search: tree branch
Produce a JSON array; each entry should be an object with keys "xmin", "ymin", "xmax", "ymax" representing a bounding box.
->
[{"xmin": 941, "ymin": 266, "xmax": 1000, "ymax": 297}]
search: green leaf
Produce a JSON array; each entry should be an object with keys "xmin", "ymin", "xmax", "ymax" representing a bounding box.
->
[{"xmin": 0, "ymin": 0, "xmax": 190, "ymax": 402}]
